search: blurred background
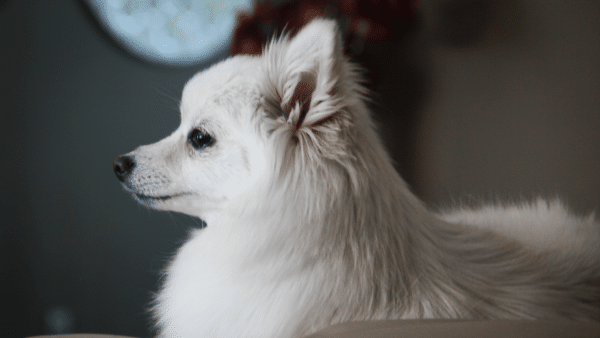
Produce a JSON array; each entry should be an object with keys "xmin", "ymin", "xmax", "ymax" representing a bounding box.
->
[{"xmin": 1, "ymin": 0, "xmax": 598, "ymax": 336}]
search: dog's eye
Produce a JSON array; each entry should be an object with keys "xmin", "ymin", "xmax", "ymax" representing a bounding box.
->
[{"xmin": 187, "ymin": 129, "xmax": 214, "ymax": 150}]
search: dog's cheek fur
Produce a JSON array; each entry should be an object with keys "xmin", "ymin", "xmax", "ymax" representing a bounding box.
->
[{"xmin": 192, "ymin": 145, "xmax": 251, "ymax": 197}]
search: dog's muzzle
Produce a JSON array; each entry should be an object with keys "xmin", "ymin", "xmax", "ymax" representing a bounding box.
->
[{"xmin": 113, "ymin": 155, "xmax": 135, "ymax": 182}]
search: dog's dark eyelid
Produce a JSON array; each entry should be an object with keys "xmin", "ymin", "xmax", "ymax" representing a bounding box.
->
[{"xmin": 187, "ymin": 129, "xmax": 214, "ymax": 150}]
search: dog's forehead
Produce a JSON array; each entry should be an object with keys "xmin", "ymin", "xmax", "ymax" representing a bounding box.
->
[{"xmin": 180, "ymin": 55, "xmax": 260, "ymax": 120}]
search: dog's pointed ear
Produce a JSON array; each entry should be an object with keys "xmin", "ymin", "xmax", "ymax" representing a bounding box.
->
[{"xmin": 261, "ymin": 19, "xmax": 345, "ymax": 130}]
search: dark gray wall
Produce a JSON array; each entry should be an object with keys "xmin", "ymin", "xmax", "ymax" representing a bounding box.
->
[{"xmin": 1, "ymin": 0, "xmax": 215, "ymax": 336}]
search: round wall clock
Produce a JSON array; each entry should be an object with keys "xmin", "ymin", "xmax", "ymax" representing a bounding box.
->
[{"xmin": 83, "ymin": 0, "xmax": 252, "ymax": 66}]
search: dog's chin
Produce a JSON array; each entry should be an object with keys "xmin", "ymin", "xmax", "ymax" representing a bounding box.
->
[
  {"xmin": 130, "ymin": 191, "xmax": 208, "ymax": 221},
  {"xmin": 124, "ymin": 186, "xmax": 213, "ymax": 226}
]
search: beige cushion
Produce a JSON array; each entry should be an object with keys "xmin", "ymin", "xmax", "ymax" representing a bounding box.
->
[{"xmin": 27, "ymin": 320, "xmax": 600, "ymax": 338}]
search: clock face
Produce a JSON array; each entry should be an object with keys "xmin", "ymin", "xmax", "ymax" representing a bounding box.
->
[{"xmin": 84, "ymin": 0, "xmax": 252, "ymax": 66}]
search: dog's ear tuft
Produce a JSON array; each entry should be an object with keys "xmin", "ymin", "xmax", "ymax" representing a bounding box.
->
[{"xmin": 261, "ymin": 19, "xmax": 345, "ymax": 131}]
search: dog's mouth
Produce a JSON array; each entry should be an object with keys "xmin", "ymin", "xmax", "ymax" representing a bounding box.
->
[
  {"xmin": 134, "ymin": 192, "xmax": 191, "ymax": 203},
  {"xmin": 134, "ymin": 193, "xmax": 174, "ymax": 202},
  {"xmin": 120, "ymin": 184, "xmax": 191, "ymax": 203}
]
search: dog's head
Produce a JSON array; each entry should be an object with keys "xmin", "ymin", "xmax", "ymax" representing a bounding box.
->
[{"xmin": 114, "ymin": 19, "xmax": 366, "ymax": 224}]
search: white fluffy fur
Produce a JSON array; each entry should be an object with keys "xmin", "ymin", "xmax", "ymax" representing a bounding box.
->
[{"xmin": 116, "ymin": 19, "xmax": 600, "ymax": 337}]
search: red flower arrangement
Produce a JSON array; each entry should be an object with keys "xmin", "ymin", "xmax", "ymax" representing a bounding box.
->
[{"xmin": 233, "ymin": 0, "xmax": 416, "ymax": 55}]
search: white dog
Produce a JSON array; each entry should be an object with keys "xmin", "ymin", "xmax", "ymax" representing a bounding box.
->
[{"xmin": 114, "ymin": 19, "xmax": 600, "ymax": 338}]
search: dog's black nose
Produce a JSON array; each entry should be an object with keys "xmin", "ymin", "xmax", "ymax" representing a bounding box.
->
[{"xmin": 113, "ymin": 155, "xmax": 135, "ymax": 182}]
